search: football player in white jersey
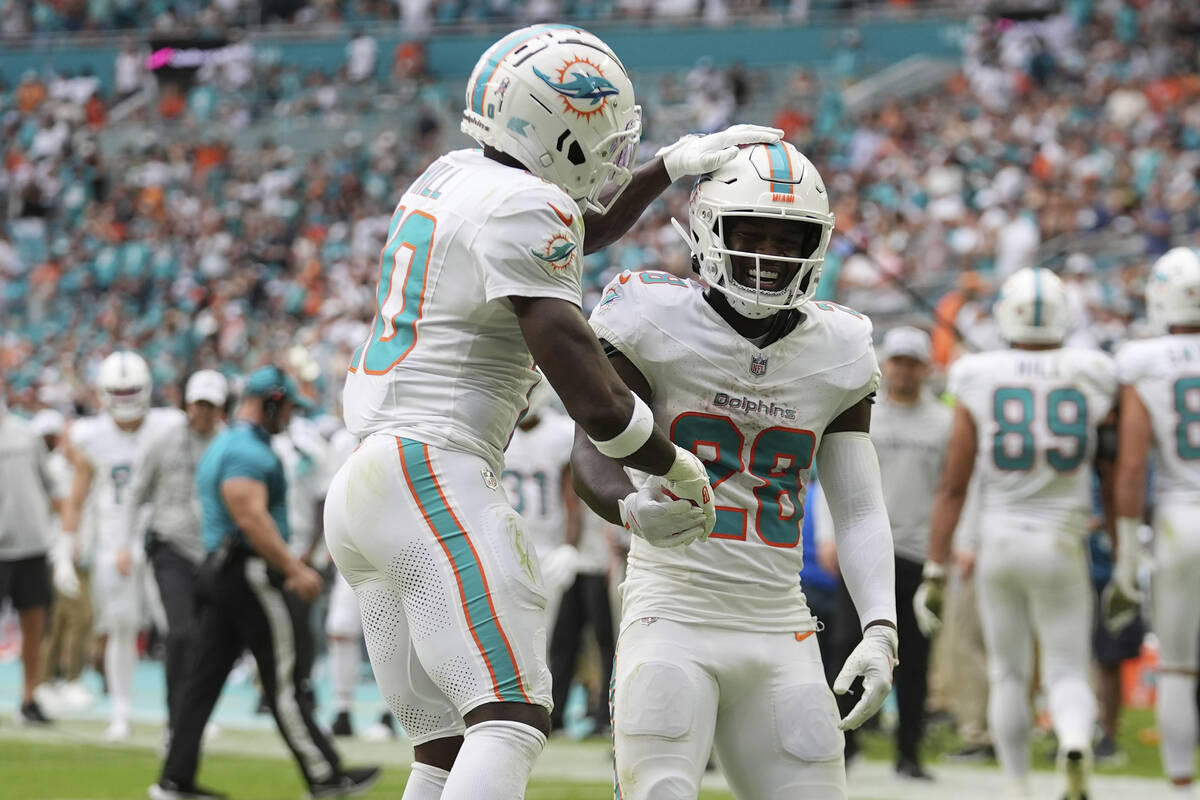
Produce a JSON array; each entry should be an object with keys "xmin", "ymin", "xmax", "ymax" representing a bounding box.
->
[
  {"xmin": 60, "ymin": 351, "xmax": 186, "ymax": 741},
  {"xmin": 323, "ymin": 24, "xmax": 779, "ymax": 800},
  {"xmin": 1109, "ymin": 247, "xmax": 1200, "ymax": 798},
  {"xmin": 572, "ymin": 142, "xmax": 898, "ymax": 800},
  {"xmin": 919, "ymin": 268, "xmax": 1118, "ymax": 800}
]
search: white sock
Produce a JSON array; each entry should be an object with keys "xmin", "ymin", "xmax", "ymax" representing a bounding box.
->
[
  {"xmin": 1047, "ymin": 675, "xmax": 1095, "ymax": 753},
  {"xmin": 402, "ymin": 762, "xmax": 450, "ymax": 800},
  {"xmin": 105, "ymin": 628, "xmax": 138, "ymax": 725},
  {"xmin": 988, "ymin": 677, "xmax": 1032, "ymax": 779},
  {"xmin": 329, "ymin": 638, "xmax": 360, "ymax": 713},
  {"xmin": 440, "ymin": 720, "xmax": 546, "ymax": 800},
  {"xmin": 1171, "ymin": 783, "xmax": 1196, "ymax": 798},
  {"xmin": 1158, "ymin": 673, "xmax": 1199, "ymax": 780}
]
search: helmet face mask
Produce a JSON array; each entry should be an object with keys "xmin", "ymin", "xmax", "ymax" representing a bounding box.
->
[
  {"xmin": 1147, "ymin": 247, "xmax": 1200, "ymax": 330},
  {"xmin": 993, "ymin": 267, "xmax": 1070, "ymax": 345},
  {"xmin": 684, "ymin": 142, "xmax": 834, "ymax": 320},
  {"xmin": 461, "ymin": 25, "xmax": 641, "ymax": 214},
  {"xmin": 97, "ymin": 351, "xmax": 151, "ymax": 423}
]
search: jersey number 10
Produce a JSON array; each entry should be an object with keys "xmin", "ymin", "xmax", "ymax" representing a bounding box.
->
[{"xmin": 671, "ymin": 413, "xmax": 816, "ymax": 548}]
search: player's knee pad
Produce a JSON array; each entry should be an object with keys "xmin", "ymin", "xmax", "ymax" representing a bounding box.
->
[
  {"xmin": 623, "ymin": 775, "xmax": 696, "ymax": 800},
  {"xmin": 615, "ymin": 659, "xmax": 695, "ymax": 740},
  {"xmin": 774, "ymin": 683, "xmax": 844, "ymax": 763}
]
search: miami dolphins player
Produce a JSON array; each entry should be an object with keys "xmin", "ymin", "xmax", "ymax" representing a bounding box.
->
[
  {"xmin": 1109, "ymin": 247, "xmax": 1200, "ymax": 798},
  {"xmin": 919, "ymin": 268, "xmax": 1117, "ymax": 800},
  {"xmin": 572, "ymin": 142, "xmax": 898, "ymax": 800},
  {"xmin": 60, "ymin": 351, "xmax": 185, "ymax": 742},
  {"xmin": 323, "ymin": 24, "xmax": 779, "ymax": 800}
]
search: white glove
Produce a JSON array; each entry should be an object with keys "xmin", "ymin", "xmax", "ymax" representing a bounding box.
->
[
  {"xmin": 540, "ymin": 544, "xmax": 580, "ymax": 596},
  {"xmin": 833, "ymin": 625, "xmax": 898, "ymax": 731},
  {"xmin": 51, "ymin": 535, "xmax": 81, "ymax": 599},
  {"xmin": 619, "ymin": 483, "xmax": 708, "ymax": 548},
  {"xmin": 661, "ymin": 446, "xmax": 716, "ymax": 539},
  {"xmin": 1112, "ymin": 517, "xmax": 1143, "ymax": 601},
  {"xmin": 655, "ymin": 124, "xmax": 785, "ymax": 182},
  {"xmin": 912, "ymin": 561, "xmax": 947, "ymax": 638}
]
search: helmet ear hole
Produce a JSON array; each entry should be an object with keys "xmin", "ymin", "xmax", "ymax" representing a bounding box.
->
[{"xmin": 566, "ymin": 140, "xmax": 586, "ymax": 166}]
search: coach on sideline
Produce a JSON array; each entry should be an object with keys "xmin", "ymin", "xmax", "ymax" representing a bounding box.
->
[
  {"xmin": 125, "ymin": 369, "xmax": 228, "ymax": 742},
  {"xmin": 151, "ymin": 367, "xmax": 379, "ymax": 800}
]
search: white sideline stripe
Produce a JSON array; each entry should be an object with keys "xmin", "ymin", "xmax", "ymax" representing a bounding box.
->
[{"xmin": 244, "ymin": 558, "xmax": 334, "ymax": 782}]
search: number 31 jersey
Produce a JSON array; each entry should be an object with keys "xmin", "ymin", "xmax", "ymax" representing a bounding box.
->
[
  {"xmin": 343, "ymin": 149, "xmax": 586, "ymax": 472},
  {"xmin": 948, "ymin": 347, "xmax": 1116, "ymax": 536},
  {"xmin": 1115, "ymin": 334, "xmax": 1200, "ymax": 508},
  {"xmin": 590, "ymin": 272, "xmax": 880, "ymax": 633}
]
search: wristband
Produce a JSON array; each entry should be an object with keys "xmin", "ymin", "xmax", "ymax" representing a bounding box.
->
[{"xmin": 589, "ymin": 394, "xmax": 655, "ymax": 459}]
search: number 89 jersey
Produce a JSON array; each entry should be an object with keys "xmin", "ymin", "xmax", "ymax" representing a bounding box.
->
[
  {"xmin": 590, "ymin": 271, "xmax": 880, "ymax": 633},
  {"xmin": 1115, "ymin": 334, "xmax": 1200, "ymax": 507},
  {"xmin": 948, "ymin": 347, "xmax": 1116, "ymax": 537}
]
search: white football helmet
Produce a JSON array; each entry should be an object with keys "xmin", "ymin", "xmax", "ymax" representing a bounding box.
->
[
  {"xmin": 994, "ymin": 267, "xmax": 1070, "ymax": 345},
  {"xmin": 97, "ymin": 351, "xmax": 151, "ymax": 423},
  {"xmin": 461, "ymin": 24, "xmax": 641, "ymax": 214},
  {"xmin": 680, "ymin": 141, "xmax": 834, "ymax": 319},
  {"xmin": 1146, "ymin": 247, "xmax": 1200, "ymax": 329}
]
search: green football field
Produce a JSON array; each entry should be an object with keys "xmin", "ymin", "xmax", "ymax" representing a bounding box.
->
[{"xmin": 0, "ymin": 708, "xmax": 1180, "ymax": 800}]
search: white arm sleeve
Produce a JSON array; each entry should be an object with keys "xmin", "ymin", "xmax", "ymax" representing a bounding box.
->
[{"xmin": 816, "ymin": 431, "xmax": 896, "ymax": 628}]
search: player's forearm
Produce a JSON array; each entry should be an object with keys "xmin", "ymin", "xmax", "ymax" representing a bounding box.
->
[
  {"xmin": 581, "ymin": 158, "xmax": 671, "ymax": 254},
  {"xmin": 817, "ymin": 432, "xmax": 897, "ymax": 628},
  {"xmin": 1113, "ymin": 452, "xmax": 1146, "ymax": 522},
  {"xmin": 927, "ymin": 484, "xmax": 966, "ymax": 565},
  {"xmin": 570, "ymin": 431, "xmax": 634, "ymax": 525}
]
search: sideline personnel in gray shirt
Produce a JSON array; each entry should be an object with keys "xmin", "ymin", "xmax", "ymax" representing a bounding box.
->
[
  {"xmin": 125, "ymin": 369, "xmax": 228, "ymax": 736},
  {"xmin": 869, "ymin": 326, "xmax": 952, "ymax": 779}
]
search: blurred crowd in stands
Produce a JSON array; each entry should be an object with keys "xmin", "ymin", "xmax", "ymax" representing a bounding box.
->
[
  {"xmin": 2, "ymin": 0, "xmax": 1200, "ymax": 416},
  {"xmin": 1, "ymin": 0, "xmax": 943, "ymax": 39}
]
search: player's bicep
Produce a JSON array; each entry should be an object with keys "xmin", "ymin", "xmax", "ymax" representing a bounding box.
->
[
  {"xmin": 826, "ymin": 396, "xmax": 873, "ymax": 435},
  {"xmin": 938, "ymin": 403, "xmax": 978, "ymax": 495},
  {"xmin": 603, "ymin": 344, "xmax": 653, "ymax": 404},
  {"xmin": 1114, "ymin": 384, "xmax": 1151, "ymax": 477}
]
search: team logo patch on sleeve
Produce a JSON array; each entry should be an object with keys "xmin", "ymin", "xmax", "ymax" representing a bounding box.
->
[{"xmin": 530, "ymin": 231, "xmax": 577, "ymax": 271}]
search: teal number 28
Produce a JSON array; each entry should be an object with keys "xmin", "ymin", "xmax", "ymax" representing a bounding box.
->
[{"xmin": 670, "ymin": 413, "xmax": 815, "ymax": 548}]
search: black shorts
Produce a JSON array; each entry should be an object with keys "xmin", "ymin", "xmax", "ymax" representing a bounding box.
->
[
  {"xmin": 0, "ymin": 554, "xmax": 53, "ymax": 611},
  {"xmin": 1093, "ymin": 585, "xmax": 1145, "ymax": 666}
]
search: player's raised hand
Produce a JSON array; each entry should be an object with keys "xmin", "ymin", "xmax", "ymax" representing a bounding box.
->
[
  {"xmin": 619, "ymin": 483, "xmax": 707, "ymax": 548},
  {"xmin": 655, "ymin": 124, "xmax": 785, "ymax": 182},
  {"xmin": 912, "ymin": 561, "xmax": 947, "ymax": 637},
  {"xmin": 833, "ymin": 625, "xmax": 899, "ymax": 731}
]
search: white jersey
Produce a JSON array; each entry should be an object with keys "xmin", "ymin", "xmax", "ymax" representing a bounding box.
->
[
  {"xmin": 590, "ymin": 271, "xmax": 880, "ymax": 632},
  {"xmin": 949, "ymin": 347, "xmax": 1117, "ymax": 537},
  {"xmin": 1115, "ymin": 333, "xmax": 1200, "ymax": 508},
  {"xmin": 343, "ymin": 148, "xmax": 586, "ymax": 472},
  {"xmin": 70, "ymin": 408, "xmax": 186, "ymax": 552},
  {"xmin": 273, "ymin": 416, "xmax": 331, "ymax": 558},
  {"xmin": 502, "ymin": 412, "xmax": 575, "ymax": 558}
]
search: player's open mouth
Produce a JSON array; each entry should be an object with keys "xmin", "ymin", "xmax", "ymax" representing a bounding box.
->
[{"xmin": 738, "ymin": 263, "xmax": 792, "ymax": 293}]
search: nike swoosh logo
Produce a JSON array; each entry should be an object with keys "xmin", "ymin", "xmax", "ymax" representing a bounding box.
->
[
  {"xmin": 548, "ymin": 203, "xmax": 574, "ymax": 227},
  {"xmin": 618, "ymin": 272, "xmax": 632, "ymax": 284}
]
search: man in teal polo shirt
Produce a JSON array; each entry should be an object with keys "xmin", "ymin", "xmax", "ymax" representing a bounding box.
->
[{"xmin": 151, "ymin": 367, "xmax": 379, "ymax": 800}]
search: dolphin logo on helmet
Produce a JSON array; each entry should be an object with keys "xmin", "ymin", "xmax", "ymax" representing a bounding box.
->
[{"xmin": 532, "ymin": 65, "xmax": 619, "ymax": 105}]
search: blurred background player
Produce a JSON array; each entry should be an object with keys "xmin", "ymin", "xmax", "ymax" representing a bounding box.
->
[
  {"xmin": 153, "ymin": 366, "xmax": 379, "ymax": 800},
  {"xmin": 857, "ymin": 325, "xmax": 950, "ymax": 780},
  {"xmin": 1109, "ymin": 247, "xmax": 1200, "ymax": 798},
  {"xmin": 32, "ymin": 409, "xmax": 96, "ymax": 712},
  {"xmin": 0, "ymin": 391, "xmax": 57, "ymax": 724},
  {"xmin": 919, "ymin": 268, "xmax": 1118, "ymax": 800},
  {"xmin": 573, "ymin": 142, "xmax": 898, "ymax": 800},
  {"xmin": 323, "ymin": 22, "xmax": 776, "ymax": 800},
  {"xmin": 126, "ymin": 369, "xmax": 228, "ymax": 743},
  {"xmin": 61, "ymin": 351, "xmax": 185, "ymax": 741}
]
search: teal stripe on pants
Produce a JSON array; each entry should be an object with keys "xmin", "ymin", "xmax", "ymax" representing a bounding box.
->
[{"xmin": 399, "ymin": 438, "xmax": 527, "ymax": 703}]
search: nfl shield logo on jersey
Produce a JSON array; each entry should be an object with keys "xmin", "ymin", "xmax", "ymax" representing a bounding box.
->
[{"xmin": 750, "ymin": 354, "xmax": 768, "ymax": 376}]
